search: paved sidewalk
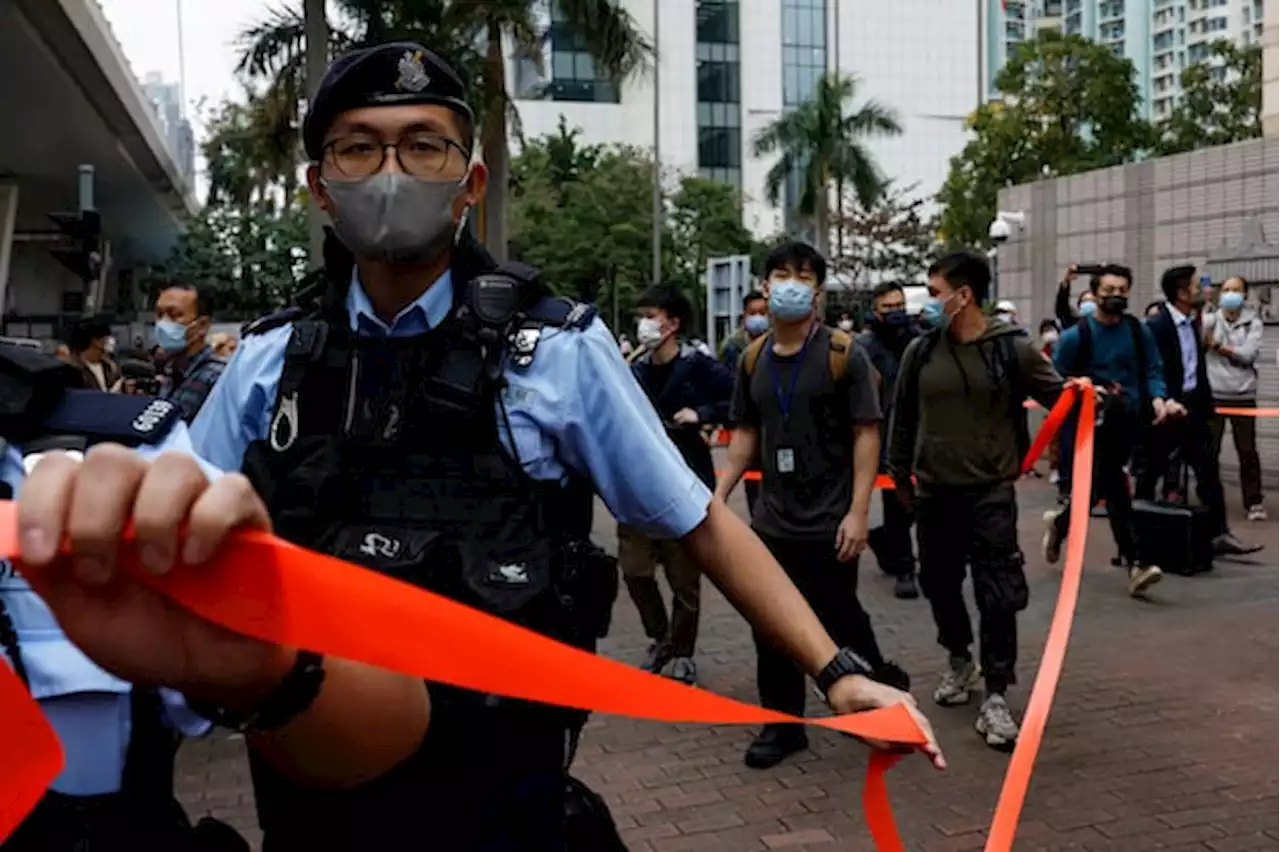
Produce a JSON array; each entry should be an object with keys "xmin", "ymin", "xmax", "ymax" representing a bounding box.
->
[{"xmin": 177, "ymin": 480, "xmax": 1278, "ymax": 850}]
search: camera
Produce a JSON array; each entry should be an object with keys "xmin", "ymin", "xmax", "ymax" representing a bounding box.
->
[{"xmin": 988, "ymin": 219, "xmax": 1012, "ymax": 243}]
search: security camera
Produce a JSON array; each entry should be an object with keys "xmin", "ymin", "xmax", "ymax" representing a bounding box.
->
[{"xmin": 988, "ymin": 218, "xmax": 1012, "ymax": 243}]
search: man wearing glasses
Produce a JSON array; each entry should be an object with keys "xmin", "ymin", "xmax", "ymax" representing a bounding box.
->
[{"xmin": 186, "ymin": 42, "xmax": 941, "ymax": 850}]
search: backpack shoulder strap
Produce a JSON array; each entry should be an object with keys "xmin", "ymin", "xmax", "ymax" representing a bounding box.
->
[
  {"xmin": 243, "ymin": 306, "xmax": 305, "ymax": 338},
  {"xmin": 827, "ymin": 328, "xmax": 852, "ymax": 384},
  {"xmin": 1071, "ymin": 318, "xmax": 1093, "ymax": 377},
  {"xmin": 742, "ymin": 332, "xmax": 771, "ymax": 376}
]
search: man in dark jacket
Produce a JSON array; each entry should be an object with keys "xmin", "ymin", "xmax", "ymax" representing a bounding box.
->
[
  {"xmin": 1138, "ymin": 266, "xmax": 1259, "ymax": 556},
  {"xmin": 623, "ymin": 285, "xmax": 736, "ymax": 683},
  {"xmin": 857, "ymin": 282, "xmax": 919, "ymax": 599},
  {"xmin": 889, "ymin": 253, "xmax": 1065, "ymax": 752}
]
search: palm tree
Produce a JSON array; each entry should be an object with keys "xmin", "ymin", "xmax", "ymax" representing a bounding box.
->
[
  {"xmin": 753, "ymin": 73, "xmax": 902, "ymax": 258},
  {"xmin": 235, "ymin": 0, "xmax": 651, "ymax": 262}
]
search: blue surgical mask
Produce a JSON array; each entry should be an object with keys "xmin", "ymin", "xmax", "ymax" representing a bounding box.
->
[
  {"xmin": 919, "ymin": 294, "xmax": 955, "ymax": 328},
  {"xmin": 768, "ymin": 280, "xmax": 815, "ymax": 321},
  {"xmin": 1078, "ymin": 300, "xmax": 1098, "ymax": 318},
  {"xmin": 154, "ymin": 319, "xmax": 188, "ymax": 352},
  {"xmin": 1220, "ymin": 292, "xmax": 1245, "ymax": 311},
  {"xmin": 744, "ymin": 314, "xmax": 770, "ymax": 335}
]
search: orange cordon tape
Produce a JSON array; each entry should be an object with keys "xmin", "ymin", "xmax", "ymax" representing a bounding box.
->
[{"xmin": 0, "ymin": 382, "xmax": 1096, "ymax": 849}]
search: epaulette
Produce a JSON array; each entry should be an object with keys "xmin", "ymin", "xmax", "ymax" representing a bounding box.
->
[
  {"xmin": 524, "ymin": 296, "xmax": 596, "ymax": 331},
  {"xmin": 24, "ymin": 390, "xmax": 181, "ymax": 453},
  {"xmin": 242, "ymin": 307, "xmax": 306, "ymax": 338},
  {"xmin": 506, "ymin": 296, "xmax": 596, "ymax": 370}
]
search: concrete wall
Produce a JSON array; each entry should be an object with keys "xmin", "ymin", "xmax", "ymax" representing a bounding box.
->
[{"xmin": 996, "ymin": 137, "xmax": 1279, "ymax": 489}]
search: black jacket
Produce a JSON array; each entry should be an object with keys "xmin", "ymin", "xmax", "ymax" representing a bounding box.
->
[
  {"xmin": 631, "ymin": 343, "xmax": 735, "ymax": 488},
  {"xmin": 1145, "ymin": 305, "xmax": 1211, "ymax": 414}
]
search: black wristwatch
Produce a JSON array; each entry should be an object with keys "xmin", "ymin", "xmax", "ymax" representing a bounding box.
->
[
  {"xmin": 189, "ymin": 650, "xmax": 326, "ymax": 733},
  {"xmin": 815, "ymin": 647, "xmax": 875, "ymax": 699}
]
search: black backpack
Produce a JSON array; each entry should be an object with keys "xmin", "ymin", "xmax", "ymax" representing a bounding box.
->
[{"xmin": 899, "ymin": 329, "xmax": 1030, "ymax": 461}]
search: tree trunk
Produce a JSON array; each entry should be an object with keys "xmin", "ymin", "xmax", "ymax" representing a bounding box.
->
[
  {"xmin": 481, "ymin": 21, "xmax": 509, "ymax": 262},
  {"xmin": 304, "ymin": 0, "xmax": 328, "ymax": 268},
  {"xmin": 814, "ymin": 180, "xmax": 831, "ymax": 260}
]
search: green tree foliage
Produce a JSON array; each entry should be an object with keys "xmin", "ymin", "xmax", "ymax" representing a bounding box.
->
[
  {"xmin": 752, "ymin": 73, "xmax": 901, "ymax": 257},
  {"xmin": 1155, "ymin": 40, "xmax": 1263, "ymax": 155},
  {"xmin": 236, "ymin": 0, "xmax": 651, "ymax": 261},
  {"xmin": 937, "ymin": 31, "xmax": 1153, "ymax": 248},
  {"xmin": 831, "ymin": 182, "xmax": 939, "ymax": 288},
  {"xmin": 138, "ymin": 201, "xmax": 310, "ymax": 317},
  {"xmin": 139, "ymin": 94, "xmax": 312, "ymax": 317},
  {"xmin": 508, "ymin": 119, "xmax": 754, "ymax": 332}
]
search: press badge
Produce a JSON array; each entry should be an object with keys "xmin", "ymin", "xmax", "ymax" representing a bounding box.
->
[{"xmin": 776, "ymin": 447, "xmax": 796, "ymax": 474}]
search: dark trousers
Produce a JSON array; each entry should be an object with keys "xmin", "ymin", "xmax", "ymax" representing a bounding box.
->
[
  {"xmin": 868, "ymin": 488, "xmax": 916, "ymax": 577},
  {"xmin": 1208, "ymin": 398, "xmax": 1265, "ymax": 511},
  {"xmin": 916, "ymin": 482, "xmax": 1027, "ymax": 694},
  {"xmin": 617, "ymin": 524, "xmax": 701, "ymax": 657},
  {"xmin": 752, "ymin": 532, "xmax": 885, "ymax": 719},
  {"xmin": 1135, "ymin": 403, "xmax": 1228, "ymax": 537},
  {"xmin": 1055, "ymin": 405, "xmax": 1142, "ymax": 565}
]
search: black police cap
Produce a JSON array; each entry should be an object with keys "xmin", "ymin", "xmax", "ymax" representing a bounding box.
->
[{"xmin": 302, "ymin": 42, "xmax": 474, "ymax": 161}]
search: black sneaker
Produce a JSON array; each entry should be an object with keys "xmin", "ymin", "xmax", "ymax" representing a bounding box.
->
[
  {"xmin": 640, "ymin": 642, "xmax": 671, "ymax": 674},
  {"xmin": 744, "ymin": 724, "xmax": 808, "ymax": 769},
  {"xmin": 893, "ymin": 573, "xmax": 919, "ymax": 599}
]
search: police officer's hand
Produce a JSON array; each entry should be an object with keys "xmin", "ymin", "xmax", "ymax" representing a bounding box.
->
[
  {"xmin": 17, "ymin": 446, "xmax": 290, "ymax": 701},
  {"xmin": 826, "ymin": 675, "xmax": 946, "ymax": 771}
]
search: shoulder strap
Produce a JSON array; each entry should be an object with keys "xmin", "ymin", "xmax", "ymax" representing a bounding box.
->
[
  {"xmin": 827, "ymin": 328, "xmax": 852, "ymax": 384},
  {"xmin": 523, "ymin": 296, "xmax": 597, "ymax": 331},
  {"xmin": 742, "ymin": 332, "xmax": 771, "ymax": 376},
  {"xmin": 1071, "ymin": 318, "xmax": 1093, "ymax": 378},
  {"xmin": 996, "ymin": 334, "xmax": 1031, "ymax": 459},
  {"xmin": 242, "ymin": 306, "xmax": 305, "ymax": 338}
]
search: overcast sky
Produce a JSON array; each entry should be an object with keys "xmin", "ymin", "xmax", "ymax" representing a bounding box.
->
[{"xmin": 98, "ymin": 0, "xmax": 277, "ymax": 161}]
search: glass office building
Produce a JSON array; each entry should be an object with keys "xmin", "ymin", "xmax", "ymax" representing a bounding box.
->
[{"xmin": 696, "ymin": 0, "xmax": 743, "ymax": 187}]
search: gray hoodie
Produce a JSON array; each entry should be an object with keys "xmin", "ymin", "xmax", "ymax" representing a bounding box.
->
[{"xmin": 1203, "ymin": 307, "xmax": 1263, "ymax": 401}]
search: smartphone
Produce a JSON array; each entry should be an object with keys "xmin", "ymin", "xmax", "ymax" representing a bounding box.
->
[{"xmin": 1075, "ymin": 264, "xmax": 1107, "ymax": 277}]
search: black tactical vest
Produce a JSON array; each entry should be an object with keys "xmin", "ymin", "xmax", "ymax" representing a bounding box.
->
[{"xmin": 238, "ymin": 250, "xmax": 618, "ymax": 848}]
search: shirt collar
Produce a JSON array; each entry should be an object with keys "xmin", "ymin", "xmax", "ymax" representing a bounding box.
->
[
  {"xmin": 1167, "ymin": 303, "xmax": 1193, "ymax": 325},
  {"xmin": 345, "ymin": 268, "xmax": 455, "ymax": 337}
]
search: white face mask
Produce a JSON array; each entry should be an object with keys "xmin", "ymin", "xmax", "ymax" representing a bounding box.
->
[
  {"xmin": 837, "ymin": 319, "xmax": 854, "ymax": 332},
  {"xmin": 636, "ymin": 317, "xmax": 665, "ymax": 346}
]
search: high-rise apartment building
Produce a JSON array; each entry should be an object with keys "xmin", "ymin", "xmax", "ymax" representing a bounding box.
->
[
  {"xmin": 140, "ymin": 72, "xmax": 196, "ymax": 187},
  {"xmin": 510, "ymin": 0, "xmax": 980, "ymax": 238},
  {"xmin": 986, "ymin": 0, "xmax": 1265, "ymax": 118}
]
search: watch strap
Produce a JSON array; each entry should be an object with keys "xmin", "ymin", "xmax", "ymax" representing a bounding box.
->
[
  {"xmin": 189, "ymin": 650, "xmax": 326, "ymax": 733},
  {"xmin": 815, "ymin": 647, "xmax": 874, "ymax": 698}
]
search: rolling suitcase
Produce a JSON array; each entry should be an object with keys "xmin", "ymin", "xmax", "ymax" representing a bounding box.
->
[{"xmin": 1132, "ymin": 455, "xmax": 1214, "ymax": 576}]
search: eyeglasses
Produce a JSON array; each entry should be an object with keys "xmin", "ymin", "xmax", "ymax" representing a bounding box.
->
[{"xmin": 323, "ymin": 132, "xmax": 469, "ymax": 180}]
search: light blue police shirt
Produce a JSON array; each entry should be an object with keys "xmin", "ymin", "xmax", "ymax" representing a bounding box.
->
[
  {"xmin": 189, "ymin": 271, "xmax": 712, "ymax": 538},
  {"xmin": 0, "ymin": 423, "xmax": 216, "ymax": 796}
]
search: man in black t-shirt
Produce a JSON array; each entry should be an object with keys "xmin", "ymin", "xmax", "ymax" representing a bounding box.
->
[{"xmin": 715, "ymin": 242, "xmax": 905, "ymax": 770}]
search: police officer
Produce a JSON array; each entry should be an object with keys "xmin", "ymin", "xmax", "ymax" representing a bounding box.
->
[
  {"xmin": 183, "ymin": 42, "xmax": 941, "ymax": 849},
  {"xmin": 3, "ymin": 345, "xmax": 484, "ymax": 850}
]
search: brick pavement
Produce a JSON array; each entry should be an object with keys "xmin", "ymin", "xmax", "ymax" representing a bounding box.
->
[{"xmin": 177, "ymin": 480, "xmax": 1278, "ymax": 850}]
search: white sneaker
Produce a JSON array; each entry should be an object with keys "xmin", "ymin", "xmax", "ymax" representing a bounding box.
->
[
  {"xmin": 1248, "ymin": 505, "xmax": 1267, "ymax": 522},
  {"xmin": 975, "ymin": 694, "xmax": 1019, "ymax": 751},
  {"xmin": 1127, "ymin": 564, "xmax": 1163, "ymax": 597},
  {"xmin": 1042, "ymin": 507, "xmax": 1067, "ymax": 564}
]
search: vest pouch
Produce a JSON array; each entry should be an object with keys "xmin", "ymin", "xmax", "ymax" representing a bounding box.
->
[
  {"xmin": 459, "ymin": 536, "xmax": 554, "ymax": 617},
  {"xmin": 244, "ymin": 435, "xmax": 339, "ymax": 527},
  {"xmin": 328, "ymin": 525, "xmax": 444, "ymax": 589},
  {"xmin": 561, "ymin": 540, "xmax": 620, "ymax": 644}
]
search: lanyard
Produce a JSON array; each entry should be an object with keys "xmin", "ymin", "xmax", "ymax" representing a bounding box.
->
[{"xmin": 767, "ymin": 330, "xmax": 814, "ymax": 427}]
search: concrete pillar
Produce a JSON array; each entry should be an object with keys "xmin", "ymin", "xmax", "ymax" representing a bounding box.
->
[
  {"xmin": 0, "ymin": 184, "xmax": 18, "ymax": 325},
  {"xmin": 1265, "ymin": 0, "xmax": 1278, "ymax": 138}
]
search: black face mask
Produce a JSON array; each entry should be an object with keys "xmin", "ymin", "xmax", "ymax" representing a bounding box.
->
[{"xmin": 1101, "ymin": 295, "xmax": 1128, "ymax": 315}]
